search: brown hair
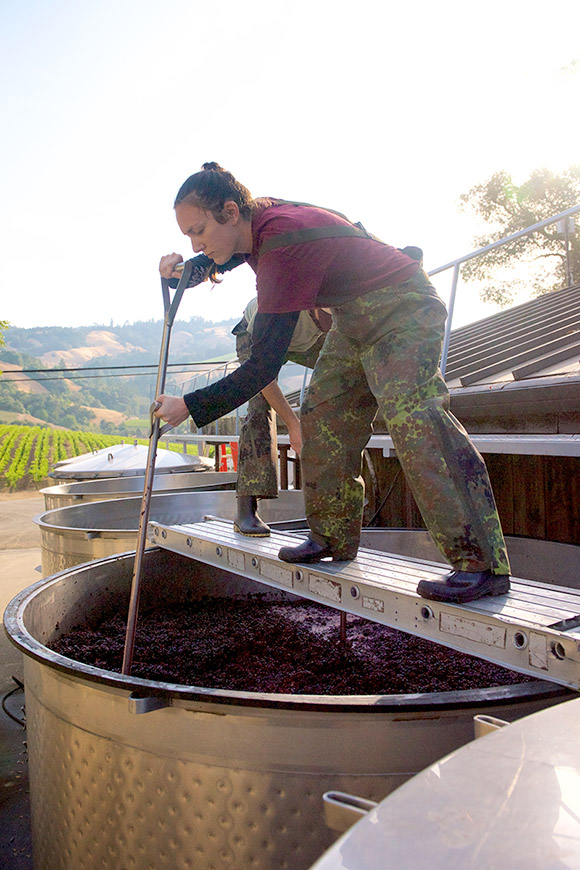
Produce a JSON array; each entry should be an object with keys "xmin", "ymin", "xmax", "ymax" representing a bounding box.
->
[{"xmin": 174, "ymin": 162, "xmax": 255, "ymax": 222}]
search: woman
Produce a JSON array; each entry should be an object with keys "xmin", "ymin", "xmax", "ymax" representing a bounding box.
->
[{"xmin": 156, "ymin": 162, "xmax": 510, "ymax": 604}]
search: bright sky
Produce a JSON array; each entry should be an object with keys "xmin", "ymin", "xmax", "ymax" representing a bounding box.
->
[{"xmin": 1, "ymin": 0, "xmax": 579, "ymax": 334}]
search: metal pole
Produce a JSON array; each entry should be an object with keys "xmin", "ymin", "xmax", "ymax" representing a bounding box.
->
[
  {"xmin": 340, "ymin": 611, "xmax": 347, "ymax": 648},
  {"xmin": 122, "ymin": 261, "xmax": 194, "ymax": 675},
  {"xmin": 429, "ymin": 203, "xmax": 580, "ymax": 278},
  {"xmin": 299, "ymin": 365, "xmax": 309, "ymax": 407},
  {"xmin": 429, "ymin": 203, "xmax": 580, "ymax": 358},
  {"xmin": 565, "ymin": 221, "xmax": 573, "ymax": 287},
  {"xmin": 440, "ymin": 262, "xmax": 460, "ymax": 378}
]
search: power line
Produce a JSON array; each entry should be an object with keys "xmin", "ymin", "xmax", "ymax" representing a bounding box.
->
[
  {"xmin": 5, "ymin": 360, "xmax": 234, "ymax": 374},
  {"xmin": 2, "ymin": 364, "xmax": 240, "ymax": 384},
  {"xmin": 4, "ymin": 371, "xmax": 186, "ymax": 383},
  {"xmin": 1, "ymin": 359, "xmax": 239, "ymax": 383},
  {"xmin": 2, "ymin": 370, "xmax": 239, "ymax": 383}
]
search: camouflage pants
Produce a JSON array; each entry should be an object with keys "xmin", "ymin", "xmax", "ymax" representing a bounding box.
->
[
  {"xmin": 234, "ymin": 319, "xmax": 323, "ymax": 498},
  {"xmin": 301, "ymin": 270, "xmax": 510, "ymax": 573}
]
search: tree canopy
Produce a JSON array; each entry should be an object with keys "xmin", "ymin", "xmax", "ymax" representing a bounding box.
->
[
  {"xmin": 0, "ymin": 320, "xmax": 9, "ymax": 376},
  {"xmin": 459, "ymin": 166, "xmax": 580, "ymax": 306}
]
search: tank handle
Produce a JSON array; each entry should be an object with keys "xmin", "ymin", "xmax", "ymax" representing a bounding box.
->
[
  {"xmin": 128, "ymin": 692, "xmax": 173, "ymax": 714},
  {"xmin": 322, "ymin": 791, "xmax": 378, "ymax": 834},
  {"xmin": 473, "ymin": 713, "xmax": 510, "ymax": 738}
]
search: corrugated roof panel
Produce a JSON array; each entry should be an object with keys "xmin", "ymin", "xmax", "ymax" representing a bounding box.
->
[{"xmin": 447, "ymin": 284, "xmax": 580, "ymax": 386}]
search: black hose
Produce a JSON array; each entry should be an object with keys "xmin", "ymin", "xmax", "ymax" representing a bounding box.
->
[
  {"xmin": 366, "ymin": 468, "xmax": 403, "ymax": 527},
  {"xmin": 1, "ymin": 676, "xmax": 25, "ymax": 728}
]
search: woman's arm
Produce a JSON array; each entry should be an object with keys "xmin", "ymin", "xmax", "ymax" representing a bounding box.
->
[
  {"xmin": 154, "ymin": 312, "xmax": 300, "ymax": 429},
  {"xmin": 159, "ymin": 252, "xmax": 246, "ymax": 283},
  {"xmin": 261, "ymin": 380, "xmax": 303, "ymax": 455}
]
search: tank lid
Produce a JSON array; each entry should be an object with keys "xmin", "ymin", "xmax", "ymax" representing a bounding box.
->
[
  {"xmin": 50, "ymin": 442, "xmax": 212, "ymax": 478},
  {"xmin": 312, "ymin": 696, "xmax": 580, "ymax": 869}
]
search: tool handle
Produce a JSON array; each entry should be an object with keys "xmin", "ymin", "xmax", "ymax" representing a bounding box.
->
[
  {"xmin": 149, "ymin": 401, "xmax": 174, "ymax": 437},
  {"xmin": 121, "ymin": 259, "xmax": 194, "ymax": 675},
  {"xmin": 161, "ymin": 259, "xmax": 194, "ymax": 324}
]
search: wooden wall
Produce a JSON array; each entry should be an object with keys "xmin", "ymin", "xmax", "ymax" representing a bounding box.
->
[{"xmin": 362, "ymin": 450, "xmax": 580, "ymax": 546}]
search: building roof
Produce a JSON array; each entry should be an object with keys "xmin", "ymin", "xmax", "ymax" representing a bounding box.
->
[{"xmin": 445, "ymin": 283, "xmax": 580, "ymax": 388}]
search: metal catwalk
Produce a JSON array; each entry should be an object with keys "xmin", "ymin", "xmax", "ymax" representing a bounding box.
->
[{"xmin": 149, "ymin": 517, "xmax": 580, "ymax": 691}]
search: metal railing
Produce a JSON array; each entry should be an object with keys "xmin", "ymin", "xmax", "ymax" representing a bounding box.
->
[
  {"xmin": 180, "ymin": 358, "xmax": 240, "ymax": 434},
  {"xmin": 431, "ymin": 203, "xmax": 580, "ymax": 375}
]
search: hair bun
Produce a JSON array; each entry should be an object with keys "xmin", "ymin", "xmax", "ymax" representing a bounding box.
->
[{"xmin": 201, "ymin": 161, "xmax": 224, "ymax": 172}]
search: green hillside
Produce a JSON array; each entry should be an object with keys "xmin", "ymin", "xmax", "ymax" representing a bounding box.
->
[{"xmin": 0, "ymin": 315, "xmax": 238, "ymax": 435}]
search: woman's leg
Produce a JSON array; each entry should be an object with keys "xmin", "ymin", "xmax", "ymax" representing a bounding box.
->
[
  {"xmin": 235, "ymin": 325, "xmax": 279, "ymax": 500},
  {"xmin": 357, "ymin": 279, "xmax": 510, "ymax": 575},
  {"xmin": 299, "ymin": 328, "xmax": 378, "ymax": 559},
  {"xmin": 282, "ymin": 273, "xmax": 509, "ymax": 587},
  {"xmin": 236, "ymin": 393, "xmax": 279, "ymax": 498},
  {"xmin": 233, "ymin": 321, "xmax": 277, "ymax": 536}
]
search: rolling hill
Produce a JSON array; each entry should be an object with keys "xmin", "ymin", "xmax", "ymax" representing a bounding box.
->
[{"xmin": 0, "ymin": 315, "xmax": 239, "ymax": 433}]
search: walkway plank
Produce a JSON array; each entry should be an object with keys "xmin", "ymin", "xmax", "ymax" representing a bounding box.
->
[{"xmin": 149, "ymin": 517, "xmax": 580, "ymax": 691}]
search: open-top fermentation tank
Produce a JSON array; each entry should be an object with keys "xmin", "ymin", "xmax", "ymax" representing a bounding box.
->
[
  {"xmin": 4, "ymin": 547, "xmax": 572, "ymax": 870},
  {"xmin": 34, "ymin": 491, "xmax": 580, "ymax": 587},
  {"xmin": 40, "ymin": 469, "xmax": 237, "ymax": 509},
  {"xmin": 34, "ymin": 489, "xmax": 306, "ymax": 575}
]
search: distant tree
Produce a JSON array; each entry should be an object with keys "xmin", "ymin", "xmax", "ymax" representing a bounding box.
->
[
  {"xmin": 61, "ymin": 413, "xmax": 78, "ymax": 430},
  {"xmin": 0, "ymin": 320, "xmax": 9, "ymax": 374},
  {"xmin": 0, "ymin": 383, "xmax": 25, "ymax": 413},
  {"xmin": 459, "ymin": 166, "xmax": 580, "ymax": 306},
  {"xmin": 100, "ymin": 419, "xmax": 116, "ymax": 435}
]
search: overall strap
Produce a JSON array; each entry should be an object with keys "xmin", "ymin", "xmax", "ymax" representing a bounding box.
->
[
  {"xmin": 259, "ymin": 224, "xmax": 373, "ymax": 255},
  {"xmin": 258, "ymin": 199, "xmax": 385, "ymax": 256},
  {"xmin": 308, "ymin": 308, "xmax": 333, "ymax": 333}
]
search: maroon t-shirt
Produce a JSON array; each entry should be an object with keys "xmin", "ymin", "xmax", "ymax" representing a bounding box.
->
[
  {"xmin": 245, "ymin": 201, "xmax": 420, "ymax": 313},
  {"xmin": 183, "ymin": 200, "xmax": 422, "ymax": 428}
]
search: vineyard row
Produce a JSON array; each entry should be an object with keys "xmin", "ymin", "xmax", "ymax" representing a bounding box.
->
[{"xmin": 0, "ymin": 425, "xmax": 198, "ymax": 489}]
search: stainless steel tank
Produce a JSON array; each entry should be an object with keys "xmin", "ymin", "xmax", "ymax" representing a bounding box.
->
[
  {"xmin": 5, "ymin": 548, "xmax": 571, "ymax": 870},
  {"xmin": 40, "ymin": 470, "xmax": 238, "ymax": 509},
  {"xmin": 35, "ymin": 490, "xmax": 307, "ymax": 576},
  {"xmin": 49, "ymin": 442, "xmax": 209, "ymax": 479},
  {"xmin": 311, "ymin": 697, "xmax": 580, "ymax": 869}
]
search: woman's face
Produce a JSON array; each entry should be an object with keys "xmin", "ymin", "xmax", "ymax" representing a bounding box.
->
[{"xmin": 175, "ymin": 201, "xmax": 250, "ymax": 264}]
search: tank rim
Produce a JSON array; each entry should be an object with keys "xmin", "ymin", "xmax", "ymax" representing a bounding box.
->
[
  {"xmin": 32, "ymin": 489, "xmax": 302, "ymax": 534},
  {"xmin": 38, "ymin": 467, "xmax": 214, "ymax": 497},
  {"xmin": 4, "ymin": 557, "xmax": 573, "ymax": 713}
]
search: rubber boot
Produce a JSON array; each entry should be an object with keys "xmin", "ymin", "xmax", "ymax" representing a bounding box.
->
[
  {"xmin": 278, "ymin": 536, "xmax": 334, "ymax": 563},
  {"xmin": 234, "ymin": 496, "xmax": 271, "ymax": 537},
  {"xmin": 417, "ymin": 570, "xmax": 510, "ymax": 603}
]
